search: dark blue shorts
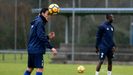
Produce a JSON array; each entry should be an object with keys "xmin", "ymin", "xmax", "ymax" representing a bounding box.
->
[
  {"xmin": 28, "ymin": 53, "xmax": 44, "ymax": 68},
  {"xmin": 99, "ymin": 48, "xmax": 113, "ymax": 60}
]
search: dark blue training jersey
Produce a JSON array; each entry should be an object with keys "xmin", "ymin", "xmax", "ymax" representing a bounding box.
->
[
  {"xmin": 28, "ymin": 15, "xmax": 53, "ymax": 54},
  {"xmin": 96, "ymin": 21, "xmax": 116, "ymax": 49}
]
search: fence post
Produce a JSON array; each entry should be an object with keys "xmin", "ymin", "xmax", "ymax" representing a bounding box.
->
[
  {"xmin": 20, "ymin": 53, "xmax": 23, "ymax": 60},
  {"xmin": 2, "ymin": 53, "xmax": 5, "ymax": 61}
]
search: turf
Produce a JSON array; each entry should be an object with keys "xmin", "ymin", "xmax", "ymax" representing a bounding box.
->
[
  {"xmin": 0, "ymin": 63, "xmax": 133, "ymax": 75},
  {"xmin": 0, "ymin": 54, "xmax": 133, "ymax": 75}
]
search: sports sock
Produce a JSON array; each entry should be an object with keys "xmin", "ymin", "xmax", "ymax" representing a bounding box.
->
[
  {"xmin": 24, "ymin": 70, "xmax": 31, "ymax": 75},
  {"xmin": 36, "ymin": 72, "xmax": 42, "ymax": 75},
  {"xmin": 107, "ymin": 71, "xmax": 112, "ymax": 75},
  {"xmin": 95, "ymin": 71, "xmax": 99, "ymax": 75}
]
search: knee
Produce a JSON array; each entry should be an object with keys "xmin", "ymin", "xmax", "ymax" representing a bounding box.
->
[
  {"xmin": 27, "ymin": 67, "xmax": 34, "ymax": 72},
  {"xmin": 99, "ymin": 60, "xmax": 104, "ymax": 64},
  {"xmin": 37, "ymin": 68, "xmax": 44, "ymax": 72}
]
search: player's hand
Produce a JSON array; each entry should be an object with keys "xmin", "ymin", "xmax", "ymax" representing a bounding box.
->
[
  {"xmin": 96, "ymin": 48, "xmax": 99, "ymax": 54},
  {"xmin": 51, "ymin": 48, "xmax": 57, "ymax": 56},
  {"xmin": 48, "ymin": 32, "xmax": 55, "ymax": 39},
  {"xmin": 112, "ymin": 47, "xmax": 116, "ymax": 53}
]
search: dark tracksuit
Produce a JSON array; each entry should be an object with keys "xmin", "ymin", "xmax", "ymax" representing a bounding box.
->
[
  {"xmin": 27, "ymin": 15, "xmax": 53, "ymax": 68},
  {"xmin": 96, "ymin": 21, "xmax": 116, "ymax": 60}
]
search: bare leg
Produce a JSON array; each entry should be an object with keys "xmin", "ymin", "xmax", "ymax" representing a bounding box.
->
[
  {"xmin": 27, "ymin": 67, "xmax": 34, "ymax": 72},
  {"xmin": 36, "ymin": 68, "xmax": 43, "ymax": 75},
  {"xmin": 24, "ymin": 67, "xmax": 34, "ymax": 75},
  {"xmin": 96, "ymin": 60, "xmax": 104, "ymax": 71},
  {"xmin": 108, "ymin": 58, "xmax": 112, "ymax": 71},
  {"xmin": 107, "ymin": 57, "xmax": 112, "ymax": 75}
]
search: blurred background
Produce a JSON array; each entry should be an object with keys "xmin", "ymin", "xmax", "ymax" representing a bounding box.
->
[{"xmin": 0, "ymin": 0, "xmax": 133, "ymax": 64}]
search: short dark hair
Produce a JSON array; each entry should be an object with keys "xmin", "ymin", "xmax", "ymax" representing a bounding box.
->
[
  {"xmin": 106, "ymin": 14, "xmax": 113, "ymax": 19},
  {"xmin": 40, "ymin": 8, "xmax": 48, "ymax": 14}
]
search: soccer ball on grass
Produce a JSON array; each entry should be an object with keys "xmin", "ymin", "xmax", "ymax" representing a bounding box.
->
[{"xmin": 77, "ymin": 65, "xmax": 85, "ymax": 73}]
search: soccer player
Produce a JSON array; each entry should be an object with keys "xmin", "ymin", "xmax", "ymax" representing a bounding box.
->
[
  {"xmin": 95, "ymin": 14, "xmax": 116, "ymax": 75},
  {"xmin": 24, "ymin": 8, "xmax": 57, "ymax": 75}
]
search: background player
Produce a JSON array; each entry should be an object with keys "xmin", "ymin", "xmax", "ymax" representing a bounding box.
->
[
  {"xmin": 95, "ymin": 14, "xmax": 116, "ymax": 75},
  {"xmin": 24, "ymin": 8, "xmax": 57, "ymax": 75}
]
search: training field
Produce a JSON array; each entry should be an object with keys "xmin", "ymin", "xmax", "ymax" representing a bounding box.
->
[
  {"xmin": 0, "ymin": 54, "xmax": 133, "ymax": 75},
  {"xmin": 0, "ymin": 63, "xmax": 133, "ymax": 75}
]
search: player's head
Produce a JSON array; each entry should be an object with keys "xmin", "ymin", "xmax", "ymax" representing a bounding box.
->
[
  {"xmin": 40, "ymin": 8, "xmax": 50, "ymax": 21},
  {"xmin": 106, "ymin": 14, "xmax": 114, "ymax": 23}
]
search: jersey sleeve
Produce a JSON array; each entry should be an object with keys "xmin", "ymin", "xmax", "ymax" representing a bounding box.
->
[
  {"xmin": 95, "ymin": 25, "xmax": 104, "ymax": 49},
  {"xmin": 36, "ymin": 22, "xmax": 53, "ymax": 49},
  {"xmin": 112, "ymin": 27, "xmax": 116, "ymax": 47},
  {"xmin": 112, "ymin": 41, "xmax": 116, "ymax": 47}
]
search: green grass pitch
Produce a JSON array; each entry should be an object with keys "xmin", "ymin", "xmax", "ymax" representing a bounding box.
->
[{"xmin": 0, "ymin": 54, "xmax": 133, "ymax": 75}]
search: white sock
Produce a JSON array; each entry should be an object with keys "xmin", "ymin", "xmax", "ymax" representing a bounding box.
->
[
  {"xmin": 95, "ymin": 71, "xmax": 99, "ymax": 75},
  {"xmin": 107, "ymin": 71, "xmax": 112, "ymax": 75}
]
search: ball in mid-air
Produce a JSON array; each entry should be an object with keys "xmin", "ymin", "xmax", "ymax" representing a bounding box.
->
[
  {"xmin": 48, "ymin": 4, "xmax": 60, "ymax": 15},
  {"xmin": 77, "ymin": 65, "xmax": 85, "ymax": 73}
]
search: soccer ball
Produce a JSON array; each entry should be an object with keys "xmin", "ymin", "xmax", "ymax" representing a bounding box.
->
[
  {"xmin": 48, "ymin": 4, "xmax": 60, "ymax": 14},
  {"xmin": 77, "ymin": 65, "xmax": 85, "ymax": 73}
]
